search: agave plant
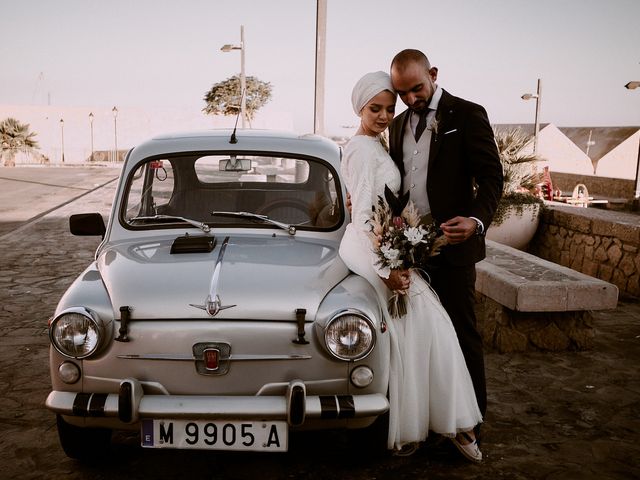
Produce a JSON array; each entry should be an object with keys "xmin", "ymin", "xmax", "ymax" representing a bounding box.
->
[{"xmin": 492, "ymin": 127, "xmax": 544, "ymax": 226}]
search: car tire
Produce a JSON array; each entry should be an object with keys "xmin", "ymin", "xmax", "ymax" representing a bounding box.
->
[
  {"xmin": 347, "ymin": 412, "xmax": 389, "ymax": 454},
  {"xmin": 56, "ymin": 414, "xmax": 112, "ymax": 462}
]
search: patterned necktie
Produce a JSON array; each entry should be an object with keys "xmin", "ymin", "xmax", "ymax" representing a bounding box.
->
[{"xmin": 414, "ymin": 109, "xmax": 429, "ymax": 140}]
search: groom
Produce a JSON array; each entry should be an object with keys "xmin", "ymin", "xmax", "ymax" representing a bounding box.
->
[{"xmin": 387, "ymin": 49, "xmax": 503, "ymax": 419}]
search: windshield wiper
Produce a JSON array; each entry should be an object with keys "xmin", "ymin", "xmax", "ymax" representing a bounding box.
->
[
  {"xmin": 211, "ymin": 211, "xmax": 296, "ymax": 236},
  {"xmin": 129, "ymin": 215, "xmax": 211, "ymax": 233}
]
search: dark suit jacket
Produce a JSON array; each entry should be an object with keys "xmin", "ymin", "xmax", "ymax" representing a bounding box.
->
[{"xmin": 389, "ymin": 90, "xmax": 503, "ymax": 266}]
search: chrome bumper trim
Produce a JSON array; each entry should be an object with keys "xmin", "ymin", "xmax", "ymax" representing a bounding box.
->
[
  {"xmin": 46, "ymin": 387, "xmax": 388, "ymax": 426},
  {"xmin": 116, "ymin": 354, "xmax": 312, "ymax": 361}
]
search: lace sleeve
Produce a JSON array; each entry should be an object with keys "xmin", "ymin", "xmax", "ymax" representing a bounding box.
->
[{"xmin": 343, "ymin": 139, "xmax": 391, "ymax": 279}]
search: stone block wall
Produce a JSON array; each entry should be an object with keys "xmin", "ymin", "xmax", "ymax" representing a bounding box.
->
[
  {"xmin": 475, "ymin": 294, "xmax": 595, "ymax": 353},
  {"xmin": 530, "ymin": 205, "xmax": 640, "ymax": 297}
]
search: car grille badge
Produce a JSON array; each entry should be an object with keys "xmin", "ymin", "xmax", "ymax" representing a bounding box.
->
[
  {"xmin": 204, "ymin": 348, "xmax": 219, "ymax": 370},
  {"xmin": 193, "ymin": 342, "xmax": 231, "ymax": 375}
]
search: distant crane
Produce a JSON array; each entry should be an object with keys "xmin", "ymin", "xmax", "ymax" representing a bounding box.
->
[{"xmin": 31, "ymin": 72, "xmax": 50, "ymax": 105}]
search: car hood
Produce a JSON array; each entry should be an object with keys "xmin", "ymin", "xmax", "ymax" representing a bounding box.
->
[{"xmin": 97, "ymin": 234, "xmax": 349, "ymax": 320}]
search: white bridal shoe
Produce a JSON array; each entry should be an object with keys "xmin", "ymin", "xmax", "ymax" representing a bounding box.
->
[{"xmin": 451, "ymin": 432, "xmax": 482, "ymax": 463}]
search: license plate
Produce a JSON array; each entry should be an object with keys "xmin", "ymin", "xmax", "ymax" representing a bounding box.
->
[{"xmin": 141, "ymin": 419, "xmax": 288, "ymax": 452}]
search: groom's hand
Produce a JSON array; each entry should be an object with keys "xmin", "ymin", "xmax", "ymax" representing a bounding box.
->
[{"xmin": 440, "ymin": 217, "xmax": 476, "ymax": 244}]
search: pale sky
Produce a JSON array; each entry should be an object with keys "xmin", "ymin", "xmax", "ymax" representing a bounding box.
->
[{"xmin": 2, "ymin": 0, "xmax": 639, "ymax": 135}]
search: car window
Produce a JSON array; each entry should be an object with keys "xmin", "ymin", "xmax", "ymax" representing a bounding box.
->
[
  {"xmin": 125, "ymin": 160, "xmax": 175, "ymax": 220},
  {"xmin": 122, "ymin": 153, "xmax": 342, "ymax": 231}
]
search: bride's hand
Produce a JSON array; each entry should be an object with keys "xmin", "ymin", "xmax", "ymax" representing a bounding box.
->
[{"xmin": 382, "ymin": 269, "xmax": 410, "ymax": 292}]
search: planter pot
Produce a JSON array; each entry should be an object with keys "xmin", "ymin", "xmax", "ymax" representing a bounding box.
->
[{"xmin": 487, "ymin": 203, "xmax": 541, "ymax": 250}]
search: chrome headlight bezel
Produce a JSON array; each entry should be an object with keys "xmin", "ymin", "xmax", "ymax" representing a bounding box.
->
[
  {"xmin": 324, "ymin": 309, "xmax": 376, "ymax": 361},
  {"xmin": 49, "ymin": 307, "xmax": 107, "ymax": 359}
]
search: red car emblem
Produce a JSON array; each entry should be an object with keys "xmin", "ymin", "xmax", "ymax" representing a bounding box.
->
[{"xmin": 203, "ymin": 348, "xmax": 219, "ymax": 371}]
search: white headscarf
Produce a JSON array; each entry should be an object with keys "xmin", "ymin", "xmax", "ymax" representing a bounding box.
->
[{"xmin": 351, "ymin": 71, "xmax": 395, "ymax": 116}]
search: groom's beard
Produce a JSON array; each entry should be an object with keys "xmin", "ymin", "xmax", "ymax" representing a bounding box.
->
[{"xmin": 410, "ymin": 96, "xmax": 432, "ymax": 113}]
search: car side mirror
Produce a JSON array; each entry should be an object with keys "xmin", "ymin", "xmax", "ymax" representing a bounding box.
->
[{"xmin": 70, "ymin": 213, "xmax": 106, "ymax": 238}]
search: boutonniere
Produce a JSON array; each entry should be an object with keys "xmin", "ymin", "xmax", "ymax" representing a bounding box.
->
[{"xmin": 428, "ymin": 115, "xmax": 440, "ymax": 139}]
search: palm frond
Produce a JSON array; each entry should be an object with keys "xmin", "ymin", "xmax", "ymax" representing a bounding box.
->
[{"xmin": 493, "ymin": 127, "xmax": 544, "ymax": 195}]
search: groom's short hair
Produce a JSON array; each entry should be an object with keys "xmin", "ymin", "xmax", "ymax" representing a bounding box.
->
[{"xmin": 391, "ymin": 49, "xmax": 431, "ymax": 73}]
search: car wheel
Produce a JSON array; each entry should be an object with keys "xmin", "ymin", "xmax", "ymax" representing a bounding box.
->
[
  {"xmin": 347, "ymin": 412, "xmax": 389, "ymax": 454},
  {"xmin": 56, "ymin": 414, "xmax": 112, "ymax": 462}
]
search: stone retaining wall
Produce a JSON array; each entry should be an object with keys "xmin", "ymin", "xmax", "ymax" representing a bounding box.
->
[
  {"xmin": 530, "ymin": 205, "xmax": 640, "ymax": 297},
  {"xmin": 475, "ymin": 294, "xmax": 595, "ymax": 353},
  {"xmin": 474, "ymin": 241, "xmax": 616, "ymax": 353},
  {"xmin": 551, "ymin": 172, "xmax": 636, "ymax": 200}
]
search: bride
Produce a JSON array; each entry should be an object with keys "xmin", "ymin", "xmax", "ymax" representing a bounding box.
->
[{"xmin": 338, "ymin": 71, "xmax": 483, "ymax": 462}]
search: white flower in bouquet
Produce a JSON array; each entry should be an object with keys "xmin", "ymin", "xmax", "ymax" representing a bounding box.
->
[
  {"xmin": 403, "ymin": 226, "xmax": 426, "ymax": 246},
  {"xmin": 380, "ymin": 244, "xmax": 402, "ymax": 268}
]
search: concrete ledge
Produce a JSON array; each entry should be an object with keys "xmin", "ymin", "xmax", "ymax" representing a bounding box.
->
[
  {"xmin": 476, "ymin": 241, "xmax": 619, "ymax": 312},
  {"xmin": 475, "ymin": 240, "xmax": 619, "ymax": 353}
]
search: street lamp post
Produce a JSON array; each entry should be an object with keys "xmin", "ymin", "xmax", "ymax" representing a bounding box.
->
[
  {"xmin": 521, "ymin": 78, "xmax": 542, "ymax": 155},
  {"xmin": 585, "ymin": 129, "xmax": 596, "ymax": 157},
  {"xmin": 626, "ymin": 82, "xmax": 640, "ymax": 200},
  {"xmin": 112, "ymin": 106, "xmax": 118, "ymax": 162},
  {"xmin": 88, "ymin": 112, "xmax": 94, "ymax": 162},
  {"xmin": 59, "ymin": 118, "xmax": 65, "ymax": 163},
  {"xmin": 221, "ymin": 25, "xmax": 246, "ymax": 128}
]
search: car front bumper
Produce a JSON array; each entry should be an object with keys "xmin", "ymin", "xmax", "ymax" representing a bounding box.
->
[{"xmin": 46, "ymin": 378, "xmax": 389, "ymax": 428}]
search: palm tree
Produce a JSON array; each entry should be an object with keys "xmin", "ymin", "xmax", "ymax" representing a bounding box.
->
[
  {"xmin": 492, "ymin": 127, "xmax": 544, "ymax": 225},
  {"xmin": 0, "ymin": 118, "xmax": 40, "ymax": 167}
]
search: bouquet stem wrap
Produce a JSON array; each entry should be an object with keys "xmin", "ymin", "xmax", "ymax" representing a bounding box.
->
[{"xmin": 388, "ymin": 290, "xmax": 408, "ymax": 319}]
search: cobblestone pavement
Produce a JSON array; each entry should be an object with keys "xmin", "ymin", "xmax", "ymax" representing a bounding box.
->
[{"xmin": 1, "ymin": 168, "xmax": 639, "ymax": 479}]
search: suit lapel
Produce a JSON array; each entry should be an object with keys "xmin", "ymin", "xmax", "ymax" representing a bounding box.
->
[{"xmin": 428, "ymin": 90, "xmax": 454, "ymax": 170}]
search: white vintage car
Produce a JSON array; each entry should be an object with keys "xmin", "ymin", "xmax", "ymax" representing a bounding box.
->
[{"xmin": 46, "ymin": 129, "xmax": 390, "ymax": 460}]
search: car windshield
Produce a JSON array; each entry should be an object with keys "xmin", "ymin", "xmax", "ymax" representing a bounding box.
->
[{"xmin": 122, "ymin": 153, "xmax": 342, "ymax": 231}]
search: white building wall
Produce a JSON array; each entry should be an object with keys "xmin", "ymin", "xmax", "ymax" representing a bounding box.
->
[
  {"xmin": 0, "ymin": 105, "xmax": 294, "ymax": 164},
  {"xmin": 595, "ymin": 131, "xmax": 640, "ymax": 180},
  {"xmin": 537, "ymin": 124, "xmax": 595, "ymax": 175}
]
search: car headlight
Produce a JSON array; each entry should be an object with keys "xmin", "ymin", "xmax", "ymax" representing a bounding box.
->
[
  {"xmin": 325, "ymin": 310, "xmax": 375, "ymax": 361},
  {"xmin": 49, "ymin": 307, "xmax": 106, "ymax": 359}
]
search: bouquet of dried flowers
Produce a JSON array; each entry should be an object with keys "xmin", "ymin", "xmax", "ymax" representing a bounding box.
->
[{"xmin": 367, "ymin": 186, "xmax": 447, "ymax": 318}]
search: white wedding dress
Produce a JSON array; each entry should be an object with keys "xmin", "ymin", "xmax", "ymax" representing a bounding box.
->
[{"xmin": 339, "ymin": 135, "xmax": 482, "ymax": 451}]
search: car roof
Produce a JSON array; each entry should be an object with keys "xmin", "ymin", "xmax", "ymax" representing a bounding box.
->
[{"xmin": 126, "ymin": 129, "xmax": 341, "ymax": 169}]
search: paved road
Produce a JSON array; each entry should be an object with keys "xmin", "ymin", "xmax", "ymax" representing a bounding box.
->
[
  {"xmin": 0, "ymin": 166, "xmax": 121, "ymax": 238},
  {"xmin": 1, "ymin": 167, "xmax": 639, "ymax": 479}
]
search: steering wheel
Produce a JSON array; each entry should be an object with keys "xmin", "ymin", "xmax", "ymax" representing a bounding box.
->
[{"xmin": 255, "ymin": 199, "xmax": 310, "ymax": 224}]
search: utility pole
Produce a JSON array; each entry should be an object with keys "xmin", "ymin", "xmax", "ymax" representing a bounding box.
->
[{"xmin": 314, "ymin": 0, "xmax": 327, "ymax": 135}]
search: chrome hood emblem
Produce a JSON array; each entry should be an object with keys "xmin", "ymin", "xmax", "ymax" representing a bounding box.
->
[{"xmin": 190, "ymin": 236, "xmax": 236, "ymax": 316}]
